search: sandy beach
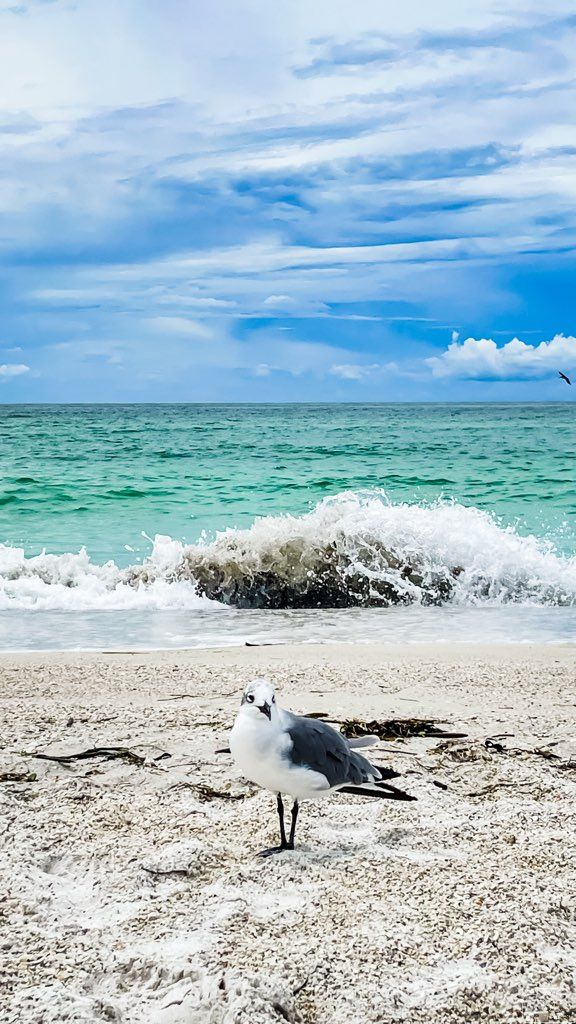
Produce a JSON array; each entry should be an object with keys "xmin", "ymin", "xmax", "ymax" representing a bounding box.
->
[{"xmin": 2, "ymin": 643, "xmax": 575, "ymax": 1024}]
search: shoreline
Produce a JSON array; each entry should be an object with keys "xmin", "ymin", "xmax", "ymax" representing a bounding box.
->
[
  {"xmin": 1, "ymin": 638, "xmax": 576, "ymax": 663},
  {"xmin": 3, "ymin": 643, "xmax": 576, "ymax": 1023}
]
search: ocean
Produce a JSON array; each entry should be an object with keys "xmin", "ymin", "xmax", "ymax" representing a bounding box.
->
[{"xmin": 1, "ymin": 402, "xmax": 576, "ymax": 649}]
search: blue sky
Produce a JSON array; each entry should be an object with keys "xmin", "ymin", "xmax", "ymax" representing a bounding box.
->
[{"xmin": 1, "ymin": 0, "xmax": 576, "ymax": 401}]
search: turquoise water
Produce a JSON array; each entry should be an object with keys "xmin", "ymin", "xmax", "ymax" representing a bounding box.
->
[
  {"xmin": 1, "ymin": 403, "xmax": 575, "ymax": 562},
  {"xmin": 1, "ymin": 403, "xmax": 576, "ymax": 646}
]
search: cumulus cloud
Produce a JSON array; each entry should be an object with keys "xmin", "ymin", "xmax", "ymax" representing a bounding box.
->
[
  {"xmin": 426, "ymin": 334, "xmax": 576, "ymax": 380},
  {"xmin": 0, "ymin": 362, "xmax": 29, "ymax": 377}
]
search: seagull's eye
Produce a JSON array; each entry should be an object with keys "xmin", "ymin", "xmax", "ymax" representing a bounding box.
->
[{"xmin": 246, "ymin": 694, "xmax": 255, "ymax": 703}]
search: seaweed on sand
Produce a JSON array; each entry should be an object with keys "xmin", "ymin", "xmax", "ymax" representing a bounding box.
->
[{"xmin": 338, "ymin": 718, "xmax": 468, "ymax": 742}]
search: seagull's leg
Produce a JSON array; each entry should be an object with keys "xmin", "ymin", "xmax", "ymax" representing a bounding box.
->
[
  {"xmin": 257, "ymin": 793, "xmax": 292, "ymax": 858},
  {"xmin": 277, "ymin": 792, "xmax": 288, "ymax": 846},
  {"xmin": 288, "ymin": 799, "xmax": 299, "ymax": 849}
]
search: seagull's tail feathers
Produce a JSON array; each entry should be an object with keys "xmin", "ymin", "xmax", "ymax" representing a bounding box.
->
[
  {"xmin": 372, "ymin": 765, "xmax": 402, "ymax": 780},
  {"xmin": 372, "ymin": 765, "xmax": 449, "ymax": 792},
  {"xmin": 373, "ymin": 779, "xmax": 417, "ymax": 801},
  {"xmin": 339, "ymin": 783, "xmax": 416, "ymax": 802}
]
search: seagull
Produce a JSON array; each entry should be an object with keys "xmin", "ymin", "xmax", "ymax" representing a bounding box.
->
[
  {"xmin": 559, "ymin": 371, "xmax": 572, "ymax": 385},
  {"xmin": 228, "ymin": 679, "xmax": 416, "ymax": 857}
]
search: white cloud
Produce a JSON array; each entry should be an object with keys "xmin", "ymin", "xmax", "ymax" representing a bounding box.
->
[
  {"xmin": 426, "ymin": 333, "xmax": 576, "ymax": 379},
  {"xmin": 330, "ymin": 362, "xmax": 381, "ymax": 380},
  {"xmin": 143, "ymin": 316, "xmax": 214, "ymax": 338},
  {"xmin": 329, "ymin": 361, "xmax": 404, "ymax": 380},
  {"xmin": 262, "ymin": 293, "xmax": 332, "ymax": 317},
  {"xmin": 44, "ymin": 324, "xmax": 366, "ymax": 386},
  {"xmin": 2, "ymin": 2, "xmax": 576, "ymax": 256},
  {"xmin": 1, "ymin": 1, "xmax": 576, "ymax": 403},
  {"xmin": 0, "ymin": 362, "xmax": 30, "ymax": 377},
  {"xmin": 253, "ymin": 363, "xmax": 271, "ymax": 376},
  {"xmin": 263, "ymin": 294, "xmax": 296, "ymax": 309}
]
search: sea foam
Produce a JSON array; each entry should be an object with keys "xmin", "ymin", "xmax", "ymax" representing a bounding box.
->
[{"xmin": 1, "ymin": 492, "xmax": 576, "ymax": 610}]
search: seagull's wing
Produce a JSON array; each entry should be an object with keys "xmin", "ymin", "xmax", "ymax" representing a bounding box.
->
[
  {"xmin": 283, "ymin": 713, "xmax": 380, "ymax": 787},
  {"xmin": 559, "ymin": 371, "xmax": 572, "ymax": 384}
]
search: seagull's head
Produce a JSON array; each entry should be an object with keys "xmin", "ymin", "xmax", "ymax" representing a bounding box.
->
[{"xmin": 240, "ymin": 679, "xmax": 278, "ymax": 723}]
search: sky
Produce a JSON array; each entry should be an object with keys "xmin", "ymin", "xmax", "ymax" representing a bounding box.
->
[{"xmin": 1, "ymin": 0, "xmax": 576, "ymax": 402}]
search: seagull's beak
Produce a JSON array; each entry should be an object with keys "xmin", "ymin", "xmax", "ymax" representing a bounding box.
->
[{"xmin": 258, "ymin": 701, "xmax": 272, "ymax": 720}]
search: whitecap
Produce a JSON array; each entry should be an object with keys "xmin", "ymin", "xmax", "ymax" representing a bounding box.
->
[{"xmin": 1, "ymin": 491, "xmax": 576, "ymax": 610}]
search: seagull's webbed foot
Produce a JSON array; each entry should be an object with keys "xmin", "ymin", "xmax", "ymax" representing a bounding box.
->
[{"xmin": 256, "ymin": 841, "xmax": 294, "ymax": 859}]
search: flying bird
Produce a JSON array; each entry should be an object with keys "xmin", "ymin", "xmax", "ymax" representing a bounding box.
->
[
  {"xmin": 228, "ymin": 679, "xmax": 415, "ymax": 857},
  {"xmin": 559, "ymin": 371, "xmax": 572, "ymax": 385}
]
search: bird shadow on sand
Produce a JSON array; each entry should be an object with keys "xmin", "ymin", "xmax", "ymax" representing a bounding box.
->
[{"xmin": 250, "ymin": 828, "xmax": 423, "ymax": 866}]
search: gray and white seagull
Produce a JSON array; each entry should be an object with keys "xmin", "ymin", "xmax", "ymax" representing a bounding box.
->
[{"xmin": 228, "ymin": 679, "xmax": 416, "ymax": 857}]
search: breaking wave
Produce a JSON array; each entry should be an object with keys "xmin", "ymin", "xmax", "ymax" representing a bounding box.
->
[{"xmin": 1, "ymin": 491, "xmax": 576, "ymax": 611}]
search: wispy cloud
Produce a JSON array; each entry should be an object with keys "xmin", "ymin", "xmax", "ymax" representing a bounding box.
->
[{"xmin": 295, "ymin": 14, "xmax": 576, "ymax": 77}]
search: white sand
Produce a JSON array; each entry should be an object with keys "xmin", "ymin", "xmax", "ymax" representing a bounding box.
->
[{"xmin": 1, "ymin": 643, "xmax": 575, "ymax": 1023}]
